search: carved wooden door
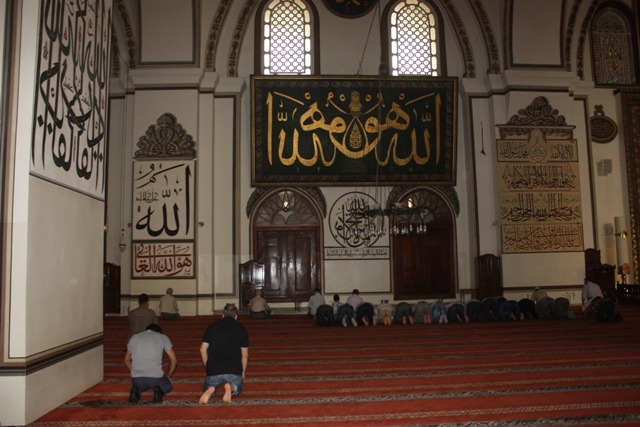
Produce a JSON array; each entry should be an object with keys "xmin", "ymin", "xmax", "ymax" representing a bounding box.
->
[
  {"xmin": 476, "ymin": 254, "xmax": 502, "ymax": 300},
  {"xmin": 255, "ymin": 229, "xmax": 317, "ymax": 302},
  {"xmin": 391, "ymin": 189, "xmax": 456, "ymax": 300},
  {"xmin": 393, "ymin": 224, "xmax": 455, "ymax": 299},
  {"xmin": 252, "ymin": 190, "xmax": 321, "ymax": 304},
  {"xmin": 103, "ymin": 263, "xmax": 121, "ymax": 315}
]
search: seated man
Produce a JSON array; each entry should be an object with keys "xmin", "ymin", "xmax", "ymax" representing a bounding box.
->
[
  {"xmin": 536, "ymin": 296, "xmax": 556, "ymax": 319},
  {"xmin": 336, "ymin": 301, "xmax": 358, "ymax": 327},
  {"xmin": 393, "ymin": 302, "xmax": 414, "ymax": 325},
  {"xmin": 431, "ymin": 300, "xmax": 448, "ymax": 324},
  {"xmin": 413, "ymin": 301, "xmax": 432, "ymax": 325},
  {"xmin": 596, "ymin": 299, "xmax": 622, "ymax": 322},
  {"xmin": 466, "ymin": 299, "xmax": 483, "ymax": 322},
  {"xmin": 307, "ymin": 288, "xmax": 325, "ymax": 320},
  {"xmin": 499, "ymin": 299, "xmax": 523, "ymax": 321},
  {"xmin": 128, "ymin": 293, "xmax": 158, "ymax": 338},
  {"xmin": 376, "ymin": 302, "xmax": 394, "ymax": 326},
  {"xmin": 159, "ymin": 288, "xmax": 180, "ymax": 320},
  {"xmin": 447, "ymin": 301, "xmax": 469, "ymax": 323},
  {"xmin": 480, "ymin": 297, "xmax": 502, "ymax": 321},
  {"xmin": 125, "ymin": 324, "xmax": 177, "ymax": 403},
  {"xmin": 531, "ymin": 287, "xmax": 548, "ymax": 303},
  {"xmin": 356, "ymin": 302, "xmax": 376, "ymax": 326},
  {"xmin": 316, "ymin": 304, "xmax": 335, "ymax": 326},
  {"xmin": 248, "ymin": 289, "xmax": 271, "ymax": 319},
  {"xmin": 553, "ymin": 296, "xmax": 575, "ymax": 319},
  {"xmin": 346, "ymin": 289, "xmax": 364, "ymax": 312},
  {"xmin": 518, "ymin": 298, "xmax": 537, "ymax": 319},
  {"xmin": 582, "ymin": 277, "xmax": 604, "ymax": 315}
]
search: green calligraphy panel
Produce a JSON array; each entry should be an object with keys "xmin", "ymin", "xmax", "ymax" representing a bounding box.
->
[{"xmin": 251, "ymin": 76, "xmax": 458, "ymax": 186}]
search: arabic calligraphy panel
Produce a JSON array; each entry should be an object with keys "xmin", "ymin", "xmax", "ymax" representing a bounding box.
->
[
  {"xmin": 500, "ymin": 192, "xmax": 582, "ymax": 224},
  {"xmin": 132, "ymin": 241, "xmax": 195, "ymax": 278},
  {"xmin": 496, "ymin": 138, "xmax": 578, "ymax": 162},
  {"xmin": 328, "ymin": 192, "xmax": 383, "ymax": 249},
  {"xmin": 502, "ymin": 224, "xmax": 584, "ymax": 253},
  {"xmin": 31, "ymin": 0, "xmax": 112, "ymax": 199},
  {"xmin": 251, "ymin": 76, "xmax": 458, "ymax": 185},
  {"xmin": 497, "ymin": 163, "xmax": 581, "ymax": 192},
  {"xmin": 496, "ymin": 98, "xmax": 583, "ymax": 253},
  {"xmin": 132, "ymin": 160, "xmax": 195, "ymax": 240}
]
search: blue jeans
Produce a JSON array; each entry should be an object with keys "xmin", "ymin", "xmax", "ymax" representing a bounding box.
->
[
  {"xmin": 203, "ymin": 374, "xmax": 244, "ymax": 396},
  {"xmin": 132, "ymin": 375, "xmax": 173, "ymax": 394}
]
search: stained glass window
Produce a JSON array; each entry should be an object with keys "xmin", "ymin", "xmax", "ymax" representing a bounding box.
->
[{"xmin": 591, "ymin": 5, "xmax": 637, "ymax": 85}]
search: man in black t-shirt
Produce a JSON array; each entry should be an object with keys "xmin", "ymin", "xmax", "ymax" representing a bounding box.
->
[{"xmin": 198, "ymin": 304, "xmax": 249, "ymax": 404}]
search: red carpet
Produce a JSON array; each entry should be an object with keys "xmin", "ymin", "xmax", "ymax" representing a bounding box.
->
[{"xmin": 31, "ymin": 305, "xmax": 640, "ymax": 426}]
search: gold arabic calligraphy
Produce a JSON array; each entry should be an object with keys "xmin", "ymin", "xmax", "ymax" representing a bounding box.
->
[{"xmin": 266, "ymin": 89, "xmax": 442, "ymax": 168}]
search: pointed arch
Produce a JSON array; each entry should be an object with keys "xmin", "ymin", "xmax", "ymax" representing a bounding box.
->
[
  {"xmin": 113, "ymin": 0, "xmax": 137, "ymax": 70},
  {"xmin": 228, "ymin": 0, "xmax": 261, "ymax": 77},
  {"xmin": 468, "ymin": 0, "xmax": 500, "ymax": 74},
  {"xmin": 391, "ymin": 187, "xmax": 458, "ymax": 299},
  {"xmin": 204, "ymin": 0, "xmax": 234, "ymax": 71},
  {"xmin": 249, "ymin": 188, "xmax": 324, "ymax": 303},
  {"xmin": 438, "ymin": 0, "xmax": 476, "ymax": 77},
  {"xmin": 253, "ymin": 0, "xmax": 320, "ymax": 76},
  {"xmin": 589, "ymin": 1, "xmax": 639, "ymax": 85}
]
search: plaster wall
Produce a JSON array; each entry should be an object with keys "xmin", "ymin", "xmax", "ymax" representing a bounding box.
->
[{"xmin": 26, "ymin": 178, "xmax": 104, "ymax": 353}]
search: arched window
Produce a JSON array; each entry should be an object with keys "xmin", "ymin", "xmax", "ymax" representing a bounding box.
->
[
  {"xmin": 384, "ymin": 0, "xmax": 445, "ymax": 76},
  {"xmin": 253, "ymin": 190, "xmax": 319, "ymax": 226},
  {"xmin": 255, "ymin": 0, "xmax": 319, "ymax": 75},
  {"xmin": 590, "ymin": 2, "xmax": 638, "ymax": 85}
]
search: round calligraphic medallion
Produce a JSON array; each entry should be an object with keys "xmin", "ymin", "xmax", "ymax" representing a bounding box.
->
[
  {"xmin": 322, "ymin": 0, "xmax": 378, "ymax": 18},
  {"xmin": 590, "ymin": 115, "xmax": 618, "ymax": 143},
  {"xmin": 328, "ymin": 192, "xmax": 382, "ymax": 248}
]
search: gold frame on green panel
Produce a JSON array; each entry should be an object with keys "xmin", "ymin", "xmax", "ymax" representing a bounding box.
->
[{"xmin": 251, "ymin": 75, "xmax": 458, "ymax": 186}]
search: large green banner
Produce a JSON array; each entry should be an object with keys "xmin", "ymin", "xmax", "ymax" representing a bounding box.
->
[{"xmin": 251, "ymin": 75, "xmax": 458, "ymax": 186}]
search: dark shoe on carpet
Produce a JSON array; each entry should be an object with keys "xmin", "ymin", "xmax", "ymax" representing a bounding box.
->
[
  {"xmin": 153, "ymin": 386, "xmax": 164, "ymax": 403},
  {"xmin": 128, "ymin": 386, "xmax": 140, "ymax": 403}
]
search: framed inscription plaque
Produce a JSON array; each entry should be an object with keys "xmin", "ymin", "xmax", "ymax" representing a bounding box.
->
[{"xmin": 251, "ymin": 75, "xmax": 458, "ymax": 186}]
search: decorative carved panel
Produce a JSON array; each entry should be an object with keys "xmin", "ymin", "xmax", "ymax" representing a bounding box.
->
[{"xmin": 497, "ymin": 97, "xmax": 584, "ymax": 254}]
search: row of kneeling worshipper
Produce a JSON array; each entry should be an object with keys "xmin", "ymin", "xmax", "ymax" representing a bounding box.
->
[{"xmin": 310, "ymin": 288, "xmax": 620, "ymax": 327}]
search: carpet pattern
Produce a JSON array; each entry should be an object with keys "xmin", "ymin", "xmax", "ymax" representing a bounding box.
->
[{"xmin": 31, "ymin": 306, "xmax": 640, "ymax": 426}]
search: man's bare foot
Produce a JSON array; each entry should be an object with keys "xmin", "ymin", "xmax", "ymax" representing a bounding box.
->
[
  {"xmin": 464, "ymin": 315, "xmax": 470, "ymax": 323},
  {"xmin": 425, "ymin": 315, "xmax": 432, "ymax": 324},
  {"xmin": 362, "ymin": 317, "xmax": 369, "ymax": 326},
  {"xmin": 373, "ymin": 316, "xmax": 377, "ymax": 326},
  {"xmin": 222, "ymin": 383, "xmax": 232, "ymax": 403},
  {"xmin": 199, "ymin": 386, "xmax": 216, "ymax": 404},
  {"xmin": 408, "ymin": 316, "xmax": 415, "ymax": 325},
  {"xmin": 402, "ymin": 316, "xmax": 407, "ymax": 325}
]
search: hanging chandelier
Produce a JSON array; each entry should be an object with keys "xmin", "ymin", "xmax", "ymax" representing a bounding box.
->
[
  {"xmin": 361, "ymin": 201, "xmax": 430, "ymax": 239},
  {"xmin": 342, "ymin": 2, "xmax": 429, "ymax": 241},
  {"xmin": 341, "ymin": 190, "xmax": 430, "ymax": 241}
]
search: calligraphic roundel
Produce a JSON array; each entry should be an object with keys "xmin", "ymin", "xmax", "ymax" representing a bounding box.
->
[{"xmin": 322, "ymin": 0, "xmax": 378, "ymax": 18}]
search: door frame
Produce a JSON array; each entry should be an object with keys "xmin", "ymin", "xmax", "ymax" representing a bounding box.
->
[
  {"xmin": 249, "ymin": 188, "xmax": 324, "ymax": 303},
  {"xmin": 390, "ymin": 187, "xmax": 458, "ymax": 299}
]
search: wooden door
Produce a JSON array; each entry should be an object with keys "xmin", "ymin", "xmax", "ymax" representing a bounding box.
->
[
  {"xmin": 104, "ymin": 263, "xmax": 121, "ymax": 314},
  {"xmin": 255, "ymin": 229, "xmax": 317, "ymax": 303},
  {"xmin": 393, "ymin": 224, "xmax": 455, "ymax": 299},
  {"xmin": 476, "ymin": 254, "xmax": 501, "ymax": 300}
]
